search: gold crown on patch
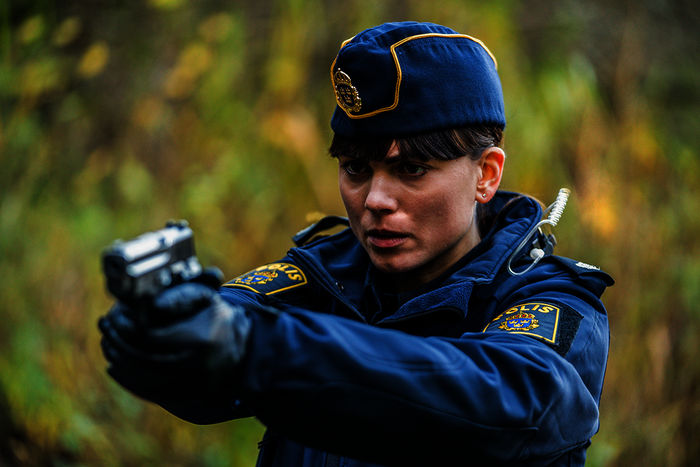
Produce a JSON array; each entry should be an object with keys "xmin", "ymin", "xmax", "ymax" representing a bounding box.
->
[
  {"xmin": 499, "ymin": 312, "xmax": 540, "ymax": 332},
  {"xmin": 333, "ymin": 69, "xmax": 362, "ymax": 114}
]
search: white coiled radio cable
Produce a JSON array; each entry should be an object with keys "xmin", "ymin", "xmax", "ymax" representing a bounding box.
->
[{"xmin": 507, "ymin": 188, "xmax": 571, "ymax": 276}]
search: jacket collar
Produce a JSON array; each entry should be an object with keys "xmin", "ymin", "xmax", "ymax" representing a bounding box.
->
[
  {"xmin": 295, "ymin": 192, "xmax": 543, "ymax": 322},
  {"xmin": 446, "ymin": 191, "xmax": 542, "ymax": 284}
]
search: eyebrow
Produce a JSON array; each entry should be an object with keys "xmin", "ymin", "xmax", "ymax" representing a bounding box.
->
[
  {"xmin": 385, "ymin": 153, "xmax": 429, "ymax": 165},
  {"xmin": 384, "ymin": 154, "xmax": 402, "ymax": 164}
]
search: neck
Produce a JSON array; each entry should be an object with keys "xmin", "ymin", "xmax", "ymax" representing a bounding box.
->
[{"xmin": 385, "ymin": 226, "xmax": 482, "ymax": 293}]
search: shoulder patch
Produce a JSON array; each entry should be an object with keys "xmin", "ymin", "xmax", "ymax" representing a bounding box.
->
[
  {"xmin": 483, "ymin": 302, "xmax": 583, "ymax": 356},
  {"xmin": 222, "ymin": 263, "xmax": 307, "ymax": 295}
]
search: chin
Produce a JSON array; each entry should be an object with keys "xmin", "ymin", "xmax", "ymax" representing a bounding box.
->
[{"xmin": 369, "ymin": 254, "xmax": 419, "ymax": 275}]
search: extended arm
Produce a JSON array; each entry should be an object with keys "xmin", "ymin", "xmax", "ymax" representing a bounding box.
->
[
  {"xmin": 232, "ymin": 300, "xmax": 602, "ymax": 464},
  {"xmin": 100, "ymin": 276, "xmax": 606, "ymax": 464}
]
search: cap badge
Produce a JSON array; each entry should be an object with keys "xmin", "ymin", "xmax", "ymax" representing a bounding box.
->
[{"xmin": 333, "ymin": 69, "xmax": 362, "ymax": 114}]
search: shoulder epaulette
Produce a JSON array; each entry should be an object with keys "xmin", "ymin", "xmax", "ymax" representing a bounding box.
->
[{"xmin": 292, "ymin": 216, "xmax": 350, "ymax": 246}]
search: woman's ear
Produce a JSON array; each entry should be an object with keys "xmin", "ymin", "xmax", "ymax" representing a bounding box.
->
[{"xmin": 476, "ymin": 147, "xmax": 505, "ymax": 203}]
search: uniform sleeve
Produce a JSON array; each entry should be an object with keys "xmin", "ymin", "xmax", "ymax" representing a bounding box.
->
[
  {"xmin": 150, "ymin": 260, "xmax": 305, "ymax": 424},
  {"xmin": 234, "ymin": 289, "xmax": 608, "ymax": 465}
]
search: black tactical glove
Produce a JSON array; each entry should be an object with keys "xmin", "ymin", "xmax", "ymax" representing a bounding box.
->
[{"xmin": 98, "ymin": 280, "xmax": 252, "ymax": 408}]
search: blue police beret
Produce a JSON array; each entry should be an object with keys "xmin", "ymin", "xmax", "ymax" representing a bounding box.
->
[{"xmin": 330, "ymin": 21, "xmax": 505, "ymax": 137}]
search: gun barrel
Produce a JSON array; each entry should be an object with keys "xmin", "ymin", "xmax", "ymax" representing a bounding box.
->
[{"xmin": 102, "ymin": 221, "xmax": 202, "ymax": 302}]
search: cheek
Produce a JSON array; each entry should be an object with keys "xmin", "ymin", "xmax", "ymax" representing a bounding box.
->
[
  {"xmin": 421, "ymin": 188, "xmax": 473, "ymax": 221},
  {"xmin": 416, "ymin": 190, "xmax": 475, "ymax": 238},
  {"xmin": 339, "ymin": 183, "xmax": 359, "ymax": 214},
  {"xmin": 339, "ymin": 181, "xmax": 364, "ymax": 233}
]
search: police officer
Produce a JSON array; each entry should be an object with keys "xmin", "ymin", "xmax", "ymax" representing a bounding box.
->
[{"xmin": 99, "ymin": 21, "xmax": 613, "ymax": 466}]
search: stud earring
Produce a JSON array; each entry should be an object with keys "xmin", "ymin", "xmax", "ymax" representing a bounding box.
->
[{"xmin": 482, "ymin": 193, "xmax": 487, "ymax": 199}]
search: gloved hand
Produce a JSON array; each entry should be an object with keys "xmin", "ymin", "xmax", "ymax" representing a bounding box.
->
[{"xmin": 98, "ymin": 280, "xmax": 253, "ymax": 406}]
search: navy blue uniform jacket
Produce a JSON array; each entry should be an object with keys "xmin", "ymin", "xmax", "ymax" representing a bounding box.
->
[{"xmin": 189, "ymin": 192, "xmax": 612, "ymax": 466}]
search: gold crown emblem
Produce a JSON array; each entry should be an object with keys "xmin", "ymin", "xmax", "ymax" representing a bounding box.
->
[
  {"xmin": 333, "ymin": 69, "xmax": 362, "ymax": 114},
  {"xmin": 235, "ymin": 270, "xmax": 278, "ymax": 286},
  {"xmin": 499, "ymin": 312, "xmax": 540, "ymax": 332}
]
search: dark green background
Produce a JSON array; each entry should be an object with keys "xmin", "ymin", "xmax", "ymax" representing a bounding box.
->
[{"xmin": 1, "ymin": 0, "xmax": 698, "ymax": 465}]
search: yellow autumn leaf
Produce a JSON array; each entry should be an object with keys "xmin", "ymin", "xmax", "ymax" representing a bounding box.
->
[
  {"xmin": 20, "ymin": 59, "xmax": 63, "ymax": 97},
  {"xmin": 198, "ymin": 13, "xmax": 233, "ymax": 43},
  {"xmin": 77, "ymin": 42, "xmax": 110, "ymax": 78},
  {"xmin": 52, "ymin": 17, "xmax": 82, "ymax": 47},
  {"xmin": 163, "ymin": 43, "xmax": 212, "ymax": 98},
  {"xmin": 179, "ymin": 43, "xmax": 213, "ymax": 76},
  {"xmin": 131, "ymin": 96, "xmax": 167, "ymax": 131},
  {"xmin": 579, "ymin": 187, "xmax": 618, "ymax": 240},
  {"xmin": 18, "ymin": 16, "xmax": 44, "ymax": 44}
]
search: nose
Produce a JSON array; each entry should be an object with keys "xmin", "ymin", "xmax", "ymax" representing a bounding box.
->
[{"xmin": 364, "ymin": 173, "xmax": 398, "ymax": 213}]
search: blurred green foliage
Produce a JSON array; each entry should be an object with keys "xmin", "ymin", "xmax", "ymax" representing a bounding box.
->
[{"xmin": 0, "ymin": 0, "xmax": 698, "ymax": 465}]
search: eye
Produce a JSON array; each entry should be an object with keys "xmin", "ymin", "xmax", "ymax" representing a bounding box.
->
[
  {"xmin": 341, "ymin": 159, "xmax": 370, "ymax": 176},
  {"xmin": 397, "ymin": 162, "xmax": 428, "ymax": 177}
]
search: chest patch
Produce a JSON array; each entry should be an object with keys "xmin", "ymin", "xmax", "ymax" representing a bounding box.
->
[
  {"xmin": 223, "ymin": 262, "xmax": 307, "ymax": 295},
  {"xmin": 483, "ymin": 302, "xmax": 582, "ymax": 356}
]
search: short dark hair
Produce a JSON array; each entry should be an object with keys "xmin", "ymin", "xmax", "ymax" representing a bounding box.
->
[{"xmin": 328, "ymin": 125, "xmax": 503, "ymax": 162}]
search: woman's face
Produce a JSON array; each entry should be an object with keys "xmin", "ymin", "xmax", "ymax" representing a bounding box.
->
[{"xmin": 339, "ymin": 142, "xmax": 485, "ymax": 287}]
